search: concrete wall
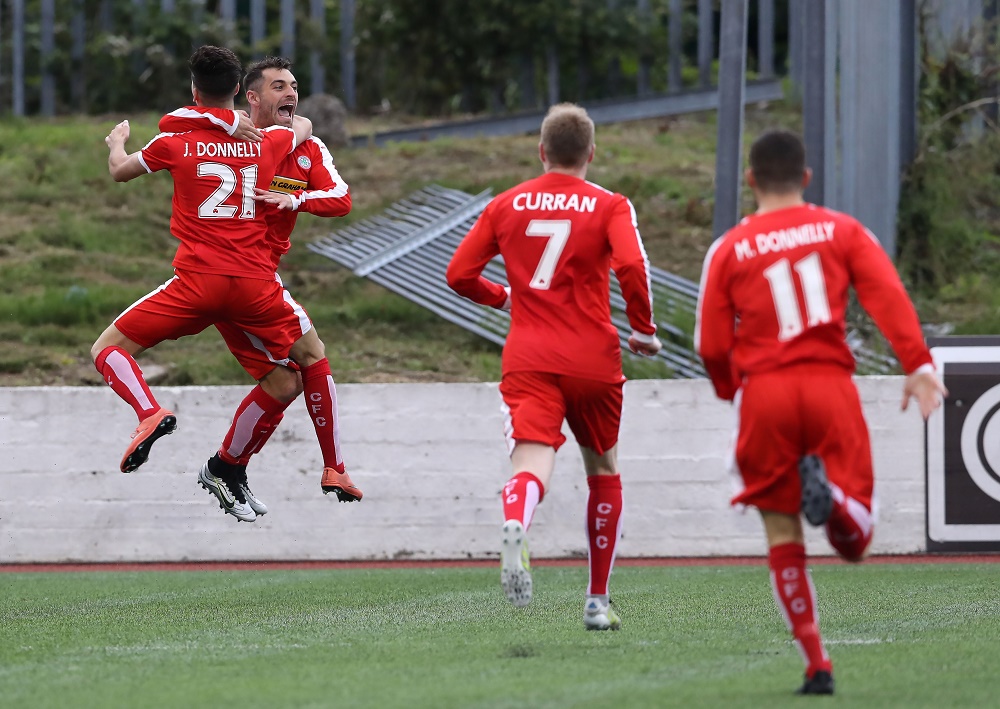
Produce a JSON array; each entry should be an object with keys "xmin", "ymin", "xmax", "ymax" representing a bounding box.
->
[{"xmin": 0, "ymin": 378, "xmax": 928, "ymax": 563}]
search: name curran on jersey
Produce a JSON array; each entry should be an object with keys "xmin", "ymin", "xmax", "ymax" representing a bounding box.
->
[
  {"xmin": 512, "ymin": 192, "xmax": 597, "ymax": 213},
  {"xmin": 182, "ymin": 141, "xmax": 264, "ymax": 158},
  {"xmin": 734, "ymin": 221, "xmax": 836, "ymax": 261}
]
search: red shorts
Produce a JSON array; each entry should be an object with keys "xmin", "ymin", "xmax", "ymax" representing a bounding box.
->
[
  {"xmin": 215, "ymin": 284, "xmax": 311, "ymax": 380},
  {"xmin": 732, "ymin": 364, "xmax": 874, "ymax": 515},
  {"xmin": 114, "ymin": 270, "xmax": 309, "ymax": 378},
  {"xmin": 499, "ymin": 371, "xmax": 624, "ymax": 455}
]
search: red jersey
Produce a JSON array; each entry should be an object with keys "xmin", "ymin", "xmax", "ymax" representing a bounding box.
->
[
  {"xmin": 446, "ymin": 172, "xmax": 657, "ymax": 383},
  {"xmin": 696, "ymin": 203, "xmax": 933, "ymax": 400},
  {"xmin": 140, "ymin": 122, "xmax": 295, "ymax": 279},
  {"xmin": 159, "ymin": 108, "xmax": 352, "ymax": 269}
]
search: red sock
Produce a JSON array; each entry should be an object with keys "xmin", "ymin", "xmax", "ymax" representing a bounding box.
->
[
  {"xmin": 301, "ymin": 359, "xmax": 345, "ymax": 472},
  {"xmin": 502, "ymin": 472, "xmax": 544, "ymax": 530},
  {"xmin": 586, "ymin": 474, "xmax": 623, "ymax": 597},
  {"xmin": 768, "ymin": 542, "xmax": 832, "ymax": 677},
  {"xmin": 243, "ymin": 412, "xmax": 286, "ymax": 464},
  {"xmin": 94, "ymin": 346, "xmax": 160, "ymax": 422},
  {"xmin": 826, "ymin": 486, "xmax": 874, "ymax": 561},
  {"xmin": 219, "ymin": 385, "xmax": 289, "ymax": 465}
]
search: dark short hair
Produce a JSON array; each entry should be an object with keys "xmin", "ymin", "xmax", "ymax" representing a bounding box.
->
[
  {"xmin": 189, "ymin": 45, "xmax": 243, "ymax": 100},
  {"xmin": 244, "ymin": 56, "xmax": 294, "ymax": 94},
  {"xmin": 749, "ymin": 129, "xmax": 807, "ymax": 193}
]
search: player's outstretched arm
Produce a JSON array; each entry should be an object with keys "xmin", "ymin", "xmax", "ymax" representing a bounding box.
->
[
  {"xmin": 901, "ymin": 366, "xmax": 948, "ymax": 419},
  {"xmin": 158, "ymin": 107, "xmax": 261, "ymax": 141},
  {"xmin": 105, "ymin": 120, "xmax": 146, "ymax": 182},
  {"xmin": 292, "ymin": 115, "xmax": 313, "ymax": 147}
]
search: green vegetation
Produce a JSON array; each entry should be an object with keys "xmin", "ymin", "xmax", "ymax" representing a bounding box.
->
[
  {"xmin": 0, "ymin": 92, "xmax": 994, "ymax": 387},
  {"xmin": 0, "ymin": 107, "xmax": 777, "ymax": 387},
  {"xmin": 1, "ymin": 563, "xmax": 996, "ymax": 708}
]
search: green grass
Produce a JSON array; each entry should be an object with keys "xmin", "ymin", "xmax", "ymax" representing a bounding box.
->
[{"xmin": 1, "ymin": 563, "xmax": 996, "ymax": 708}]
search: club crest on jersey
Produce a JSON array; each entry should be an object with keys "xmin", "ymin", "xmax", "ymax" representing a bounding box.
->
[{"xmin": 297, "ymin": 155, "xmax": 312, "ymax": 169}]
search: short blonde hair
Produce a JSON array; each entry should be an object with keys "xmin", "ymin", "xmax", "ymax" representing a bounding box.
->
[{"xmin": 540, "ymin": 103, "xmax": 594, "ymax": 168}]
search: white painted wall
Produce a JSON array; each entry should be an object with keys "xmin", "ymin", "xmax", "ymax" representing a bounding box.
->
[{"xmin": 0, "ymin": 378, "xmax": 928, "ymax": 563}]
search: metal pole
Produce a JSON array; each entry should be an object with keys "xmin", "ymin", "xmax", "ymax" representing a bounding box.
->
[
  {"xmin": 13, "ymin": 0, "xmax": 25, "ymax": 116},
  {"xmin": 712, "ymin": 0, "xmax": 749, "ymax": 238},
  {"xmin": 668, "ymin": 0, "xmax": 682, "ymax": 92},
  {"xmin": 281, "ymin": 0, "xmax": 296, "ymax": 62},
  {"xmin": 0, "ymin": 0, "xmax": 4, "ymax": 114},
  {"xmin": 250, "ymin": 0, "xmax": 266, "ymax": 59},
  {"xmin": 546, "ymin": 44, "xmax": 559, "ymax": 106},
  {"xmin": 757, "ymin": 0, "xmax": 774, "ymax": 79},
  {"xmin": 899, "ymin": 0, "xmax": 918, "ymax": 166},
  {"xmin": 698, "ymin": 0, "xmax": 714, "ymax": 87},
  {"xmin": 803, "ymin": 0, "xmax": 826, "ymax": 205},
  {"xmin": 41, "ymin": 0, "xmax": 55, "ymax": 116},
  {"xmin": 607, "ymin": 0, "xmax": 622, "ymax": 96},
  {"xmin": 340, "ymin": 0, "xmax": 356, "ymax": 109},
  {"xmin": 637, "ymin": 0, "xmax": 652, "ymax": 97},
  {"xmin": 788, "ymin": 0, "xmax": 803, "ymax": 98},
  {"xmin": 72, "ymin": 0, "xmax": 86, "ymax": 112},
  {"xmin": 310, "ymin": 0, "xmax": 325, "ymax": 95},
  {"xmin": 823, "ymin": 0, "xmax": 838, "ymax": 208},
  {"xmin": 219, "ymin": 0, "xmax": 236, "ymax": 41}
]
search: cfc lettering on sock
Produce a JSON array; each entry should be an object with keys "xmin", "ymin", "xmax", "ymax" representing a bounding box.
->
[
  {"xmin": 596, "ymin": 535, "xmax": 608, "ymax": 549},
  {"xmin": 596, "ymin": 502, "xmax": 613, "ymax": 514},
  {"xmin": 595, "ymin": 517, "xmax": 608, "ymax": 531}
]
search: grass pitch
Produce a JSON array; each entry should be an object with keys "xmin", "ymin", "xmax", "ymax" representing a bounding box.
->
[{"xmin": 1, "ymin": 562, "xmax": 996, "ymax": 708}]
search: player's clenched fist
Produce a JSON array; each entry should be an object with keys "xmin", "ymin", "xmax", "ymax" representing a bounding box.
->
[
  {"xmin": 105, "ymin": 120, "xmax": 130, "ymax": 148},
  {"xmin": 628, "ymin": 331, "xmax": 662, "ymax": 357}
]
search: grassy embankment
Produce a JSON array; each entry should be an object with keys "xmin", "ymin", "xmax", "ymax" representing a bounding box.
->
[{"xmin": 0, "ymin": 103, "xmax": 994, "ymax": 387}]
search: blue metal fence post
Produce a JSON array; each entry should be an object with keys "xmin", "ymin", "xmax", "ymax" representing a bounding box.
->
[
  {"xmin": 12, "ymin": 0, "xmax": 25, "ymax": 116},
  {"xmin": 637, "ymin": 0, "xmax": 652, "ymax": 97},
  {"xmin": 250, "ymin": 0, "xmax": 266, "ymax": 59},
  {"xmin": 340, "ymin": 0, "xmax": 356, "ymax": 110},
  {"xmin": 668, "ymin": 0, "xmax": 682, "ymax": 92},
  {"xmin": 310, "ymin": 0, "xmax": 325, "ymax": 95},
  {"xmin": 757, "ymin": 0, "xmax": 774, "ymax": 79},
  {"xmin": 72, "ymin": 0, "xmax": 86, "ymax": 111},
  {"xmin": 219, "ymin": 0, "xmax": 237, "ymax": 42},
  {"xmin": 281, "ymin": 0, "xmax": 296, "ymax": 62},
  {"xmin": 712, "ymin": 0, "xmax": 749, "ymax": 238},
  {"xmin": 803, "ymin": 0, "xmax": 827, "ymax": 205},
  {"xmin": 698, "ymin": 0, "xmax": 715, "ymax": 88},
  {"xmin": 41, "ymin": 0, "xmax": 55, "ymax": 116}
]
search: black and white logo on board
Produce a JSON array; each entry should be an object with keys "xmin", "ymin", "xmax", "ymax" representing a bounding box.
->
[{"xmin": 927, "ymin": 337, "xmax": 1000, "ymax": 552}]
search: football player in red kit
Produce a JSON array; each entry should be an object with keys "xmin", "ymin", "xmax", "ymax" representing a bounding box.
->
[
  {"xmin": 157, "ymin": 56, "xmax": 360, "ymax": 513},
  {"xmin": 447, "ymin": 103, "xmax": 662, "ymax": 630},
  {"xmin": 696, "ymin": 129, "xmax": 946, "ymax": 694},
  {"xmin": 94, "ymin": 46, "xmax": 312, "ymax": 522}
]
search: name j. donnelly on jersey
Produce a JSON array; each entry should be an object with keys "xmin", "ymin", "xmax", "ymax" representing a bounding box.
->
[{"xmin": 182, "ymin": 141, "xmax": 264, "ymax": 158}]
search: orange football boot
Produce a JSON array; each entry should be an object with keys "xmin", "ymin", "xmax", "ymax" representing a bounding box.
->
[
  {"xmin": 321, "ymin": 467, "xmax": 363, "ymax": 502},
  {"xmin": 120, "ymin": 408, "xmax": 177, "ymax": 473}
]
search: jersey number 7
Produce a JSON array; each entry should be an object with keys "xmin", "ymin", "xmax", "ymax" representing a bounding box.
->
[{"xmin": 526, "ymin": 219, "xmax": 572, "ymax": 290}]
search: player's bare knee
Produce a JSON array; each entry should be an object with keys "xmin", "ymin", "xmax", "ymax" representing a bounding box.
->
[{"xmin": 262, "ymin": 366, "xmax": 301, "ymax": 403}]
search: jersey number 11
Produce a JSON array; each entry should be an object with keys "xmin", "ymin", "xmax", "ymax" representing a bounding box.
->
[{"xmin": 762, "ymin": 252, "xmax": 832, "ymax": 341}]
